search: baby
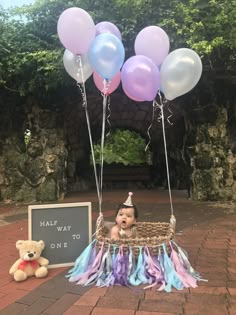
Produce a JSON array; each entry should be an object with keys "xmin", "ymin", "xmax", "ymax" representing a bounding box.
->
[{"xmin": 110, "ymin": 192, "xmax": 138, "ymax": 240}]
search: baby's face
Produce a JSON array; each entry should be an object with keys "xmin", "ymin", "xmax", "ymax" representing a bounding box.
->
[{"xmin": 115, "ymin": 207, "xmax": 136, "ymax": 230}]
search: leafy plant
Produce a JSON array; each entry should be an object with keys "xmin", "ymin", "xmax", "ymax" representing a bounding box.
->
[
  {"xmin": 0, "ymin": 0, "xmax": 235, "ymax": 99},
  {"xmin": 92, "ymin": 129, "xmax": 151, "ymax": 166}
]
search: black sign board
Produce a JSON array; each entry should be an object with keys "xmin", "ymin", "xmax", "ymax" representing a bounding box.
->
[{"xmin": 28, "ymin": 202, "xmax": 92, "ymax": 268}]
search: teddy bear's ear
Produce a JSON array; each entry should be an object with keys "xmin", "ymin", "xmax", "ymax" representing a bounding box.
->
[
  {"xmin": 38, "ymin": 240, "xmax": 45, "ymax": 250},
  {"xmin": 16, "ymin": 240, "xmax": 24, "ymax": 250}
]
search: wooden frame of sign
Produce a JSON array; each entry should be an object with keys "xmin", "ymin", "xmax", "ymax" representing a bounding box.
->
[{"xmin": 28, "ymin": 202, "xmax": 92, "ymax": 268}]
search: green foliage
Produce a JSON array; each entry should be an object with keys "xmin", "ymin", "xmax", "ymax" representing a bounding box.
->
[
  {"xmin": 92, "ymin": 129, "xmax": 151, "ymax": 166},
  {"xmin": 0, "ymin": 0, "xmax": 71, "ymax": 96},
  {"xmin": 0, "ymin": 0, "xmax": 235, "ymax": 98},
  {"xmin": 162, "ymin": 0, "xmax": 236, "ymax": 70}
]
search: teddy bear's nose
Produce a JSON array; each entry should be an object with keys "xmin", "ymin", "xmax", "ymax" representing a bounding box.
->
[{"xmin": 28, "ymin": 253, "xmax": 34, "ymax": 258}]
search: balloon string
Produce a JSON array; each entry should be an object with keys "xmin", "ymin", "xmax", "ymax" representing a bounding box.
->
[
  {"xmin": 167, "ymin": 105, "xmax": 173, "ymax": 125},
  {"xmin": 77, "ymin": 55, "xmax": 101, "ymax": 212},
  {"xmin": 106, "ymin": 95, "xmax": 111, "ymax": 137},
  {"xmin": 100, "ymin": 81, "xmax": 111, "ymax": 137},
  {"xmin": 156, "ymin": 93, "xmax": 174, "ymax": 216},
  {"xmin": 98, "ymin": 79, "xmax": 108, "ymax": 214},
  {"xmin": 99, "ymin": 97, "xmax": 106, "ymax": 214},
  {"xmin": 145, "ymin": 100, "xmax": 155, "ymax": 152}
]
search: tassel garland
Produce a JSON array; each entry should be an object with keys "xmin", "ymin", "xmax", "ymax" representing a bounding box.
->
[{"xmin": 67, "ymin": 240, "xmax": 206, "ymax": 291}]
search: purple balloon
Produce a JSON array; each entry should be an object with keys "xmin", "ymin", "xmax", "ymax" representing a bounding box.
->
[
  {"xmin": 123, "ymin": 86, "xmax": 145, "ymax": 102},
  {"xmin": 57, "ymin": 7, "xmax": 96, "ymax": 55},
  {"xmin": 121, "ymin": 55, "xmax": 160, "ymax": 101},
  {"xmin": 135, "ymin": 26, "xmax": 170, "ymax": 66},
  {"xmin": 95, "ymin": 21, "xmax": 122, "ymax": 41}
]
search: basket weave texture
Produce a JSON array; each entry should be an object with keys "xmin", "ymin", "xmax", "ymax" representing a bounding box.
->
[{"xmin": 96, "ymin": 219, "xmax": 175, "ymax": 248}]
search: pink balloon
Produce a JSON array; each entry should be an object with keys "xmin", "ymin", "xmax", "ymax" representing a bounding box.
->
[
  {"xmin": 57, "ymin": 7, "xmax": 96, "ymax": 55},
  {"xmin": 123, "ymin": 86, "xmax": 144, "ymax": 102},
  {"xmin": 134, "ymin": 26, "xmax": 170, "ymax": 66},
  {"xmin": 96, "ymin": 21, "xmax": 122, "ymax": 40},
  {"xmin": 93, "ymin": 71, "xmax": 121, "ymax": 95},
  {"xmin": 121, "ymin": 55, "xmax": 160, "ymax": 101}
]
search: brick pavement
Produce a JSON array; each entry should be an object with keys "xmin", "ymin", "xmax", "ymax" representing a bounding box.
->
[{"xmin": 0, "ymin": 189, "xmax": 235, "ymax": 315}]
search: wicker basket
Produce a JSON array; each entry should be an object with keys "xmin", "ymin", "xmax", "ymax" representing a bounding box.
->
[{"xmin": 96, "ymin": 215, "xmax": 176, "ymax": 255}]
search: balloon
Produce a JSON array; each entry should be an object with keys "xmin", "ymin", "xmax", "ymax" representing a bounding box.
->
[
  {"xmin": 63, "ymin": 50, "xmax": 93, "ymax": 83},
  {"xmin": 89, "ymin": 33, "xmax": 125, "ymax": 80},
  {"xmin": 57, "ymin": 7, "xmax": 96, "ymax": 55},
  {"xmin": 123, "ymin": 86, "xmax": 144, "ymax": 102},
  {"xmin": 121, "ymin": 55, "xmax": 160, "ymax": 101},
  {"xmin": 160, "ymin": 48, "xmax": 203, "ymax": 100},
  {"xmin": 93, "ymin": 71, "xmax": 121, "ymax": 95},
  {"xmin": 96, "ymin": 21, "xmax": 122, "ymax": 40},
  {"xmin": 134, "ymin": 26, "xmax": 170, "ymax": 66}
]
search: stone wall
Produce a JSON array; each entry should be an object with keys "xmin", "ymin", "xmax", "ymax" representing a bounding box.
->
[
  {"xmin": 0, "ymin": 91, "xmax": 235, "ymax": 202},
  {"xmin": 187, "ymin": 107, "xmax": 236, "ymax": 200},
  {"xmin": 0, "ymin": 105, "xmax": 67, "ymax": 202}
]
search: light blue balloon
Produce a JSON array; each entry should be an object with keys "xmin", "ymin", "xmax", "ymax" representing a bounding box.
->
[{"xmin": 89, "ymin": 33, "xmax": 125, "ymax": 80}]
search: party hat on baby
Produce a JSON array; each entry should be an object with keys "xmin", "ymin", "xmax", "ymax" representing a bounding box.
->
[{"xmin": 123, "ymin": 192, "xmax": 133, "ymax": 206}]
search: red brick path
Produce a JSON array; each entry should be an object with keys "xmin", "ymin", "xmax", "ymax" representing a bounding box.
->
[{"xmin": 0, "ymin": 189, "xmax": 235, "ymax": 315}]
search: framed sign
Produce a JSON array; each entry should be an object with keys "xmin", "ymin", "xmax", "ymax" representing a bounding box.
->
[{"xmin": 28, "ymin": 202, "xmax": 92, "ymax": 268}]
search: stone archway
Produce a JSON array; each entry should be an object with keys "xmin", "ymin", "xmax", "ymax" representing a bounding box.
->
[{"xmin": 64, "ymin": 94, "xmax": 187, "ymax": 192}]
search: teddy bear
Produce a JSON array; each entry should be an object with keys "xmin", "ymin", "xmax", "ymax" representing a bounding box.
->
[{"xmin": 9, "ymin": 240, "xmax": 49, "ymax": 282}]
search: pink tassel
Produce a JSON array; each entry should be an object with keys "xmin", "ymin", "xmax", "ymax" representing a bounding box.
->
[
  {"xmin": 144, "ymin": 246, "xmax": 165, "ymax": 290},
  {"xmin": 170, "ymin": 242, "xmax": 197, "ymax": 288},
  {"xmin": 76, "ymin": 243, "xmax": 104, "ymax": 285}
]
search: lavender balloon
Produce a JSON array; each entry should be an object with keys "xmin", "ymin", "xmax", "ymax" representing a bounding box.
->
[
  {"xmin": 123, "ymin": 86, "xmax": 144, "ymax": 102},
  {"xmin": 57, "ymin": 7, "xmax": 96, "ymax": 55},
  {"xmin": 121, "ymin": 55, "xmax": 160, "ymax": 101},
  {"xmin": 96, "ymin": 21, "xmax": 122, "ymax": 40},
  {"xmin": 135, "ymin": 26, "xmax": 170, "ymax": 66}
]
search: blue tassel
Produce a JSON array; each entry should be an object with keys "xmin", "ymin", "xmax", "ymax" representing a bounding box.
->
[
  {"xmin": 129, "ymin": 246, "xmax": 149, "ymax": 286},
  {"xmin": 112, "ymin": 244, "xmax": 117, "ymax": 262},
  {"xmin": 67, "ymin": 239, "xmax": 96, "ymax": 280},
  {"xmin": 127, "ymin": 246, "xmax": 136, "ymax": 278},
  {"xmin": 160, "ymin": 244, "xmax": 183, "ymax": 292}
]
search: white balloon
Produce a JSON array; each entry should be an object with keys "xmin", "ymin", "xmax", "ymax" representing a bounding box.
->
[
  {"xmin": 160, "ymin": 48, "xmax": 202, "ymax": 100},
  {"xmin": 63, "ymin": 49, "xmax": 93, "ymax": 83}
]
